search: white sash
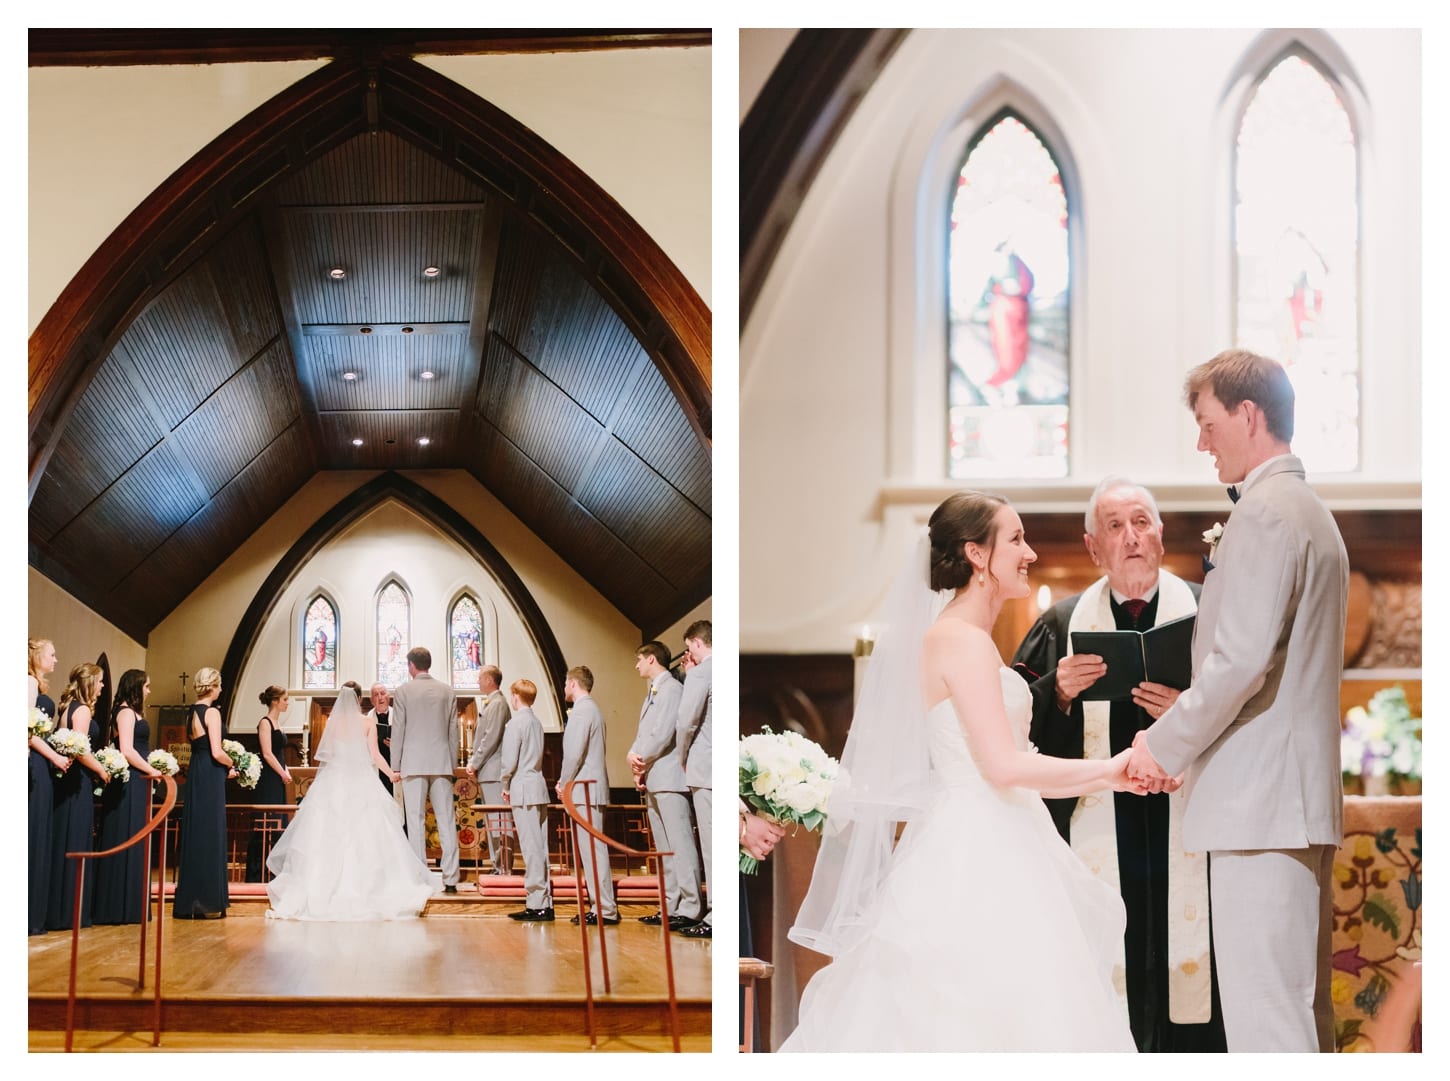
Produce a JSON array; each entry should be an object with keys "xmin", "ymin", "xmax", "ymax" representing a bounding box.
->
[{"xmin": 1066, "ymin": 571, "xmax": 1213, "ymax": 1023}]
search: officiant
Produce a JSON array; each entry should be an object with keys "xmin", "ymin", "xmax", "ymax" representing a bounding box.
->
[{"xmin": 1011, "ymin": 477, "xmax": 1225, "ymax": 1052}]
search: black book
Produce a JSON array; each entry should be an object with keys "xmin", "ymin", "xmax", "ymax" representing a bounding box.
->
[{"xmin": 1069, "ymin": 613, "xmax": 1196, "ymax": 702}]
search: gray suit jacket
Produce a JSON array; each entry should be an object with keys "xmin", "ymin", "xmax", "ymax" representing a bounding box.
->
[
  {"xmin": 629, "ymin": 672, "xmax": 687, "ymax": 793},
  {"xmin": 1145, "ymin": 455, "xmax": 1348, "ymax": 851},
  {"xmin": 390, "ymin": 671, "xmax": 459, "ymax": 778},
  {"xmin": 499, "ymin": 706, "xmax": 549, "ymax": 807},
  {"xmin": 676, "ymin": 657, "xmax": 712, "ymax": 789},
  {"xmin": 559, "ymin": 695, "xmax": 609, "ymax": 794},
  {"xmin": 467, "ymin": 691, "xmax": 511, "ymax": 781}
]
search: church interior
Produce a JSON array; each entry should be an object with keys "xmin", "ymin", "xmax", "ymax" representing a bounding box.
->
[
  {"xmin": 26, "ymin": 30, "xmax": 711, "ymax": 1053},
  {"xmin": 740, "ymin": 28, "xmax": 1422, "ymax": 1053}
]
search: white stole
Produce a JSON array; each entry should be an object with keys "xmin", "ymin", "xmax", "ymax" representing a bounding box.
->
[{"xmin": 1066, "ymin": 570, "xmax": 1213, "ymax": 1023}]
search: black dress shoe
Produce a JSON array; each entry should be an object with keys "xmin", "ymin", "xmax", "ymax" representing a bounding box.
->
[
  {"xmin": 509, "ymin": 907, "xmax": 555, "ymax": 922},
  {"xmin": 677, "ymin": 922, "xmax": 712, "ymax": 939},
  {"xmin": 638, "ymin": 912, "xmax": 664, "ymax": 925},
  {"xmin": 667, "ymin": 915, "xmax": 699, "ymax": 931},
  {"xmin": 570, "ymin": 912, "xmax": 621, "ymax": 926},
  {"xmin": 443, "ymin": 885, "xmax": 458, "ymax": 894}
]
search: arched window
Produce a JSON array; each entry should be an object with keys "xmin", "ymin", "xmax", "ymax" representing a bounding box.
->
[
  {"xmin": 947, "ymin": 110, "xmax": 1071, "ymax": 479},
  {"xmin": 449, "ymin": 594, "xmax": 484, "ymax": 689},
  {"xmin": 302, "ymin": 593, "xmax": 338, "ymax": 690},
  {"xmin": 375, "ymin": 579, "xmax": 412, "ymax": 688},
  {"xmin": 1234, "ymin": 50, "xmax": 1359, "ymax": 472}
]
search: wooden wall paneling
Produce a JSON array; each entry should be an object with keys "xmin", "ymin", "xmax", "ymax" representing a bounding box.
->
[{"xmin": 609, "ymin": 360, "xmax": 712, "ymax": 515}]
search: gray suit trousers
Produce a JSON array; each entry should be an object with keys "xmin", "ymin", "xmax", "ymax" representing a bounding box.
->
[
  {"xmin": 479, "ymin": 779, "xmax": 508, "ymax": 870},
  {"xmin": 511, "ymin": 803, "xmax": 552, "ymax": 909},
  {"xmin": 691, "ymin": 787, "xmax": 712, "ymax": 926},
  {"xmin": 1210, "ymin": 846, "xmax": 1336, "ymax": 1052},
  {"xmin": 571, "ymin": 802, "xmax": 618, "ymax": 919},
  {"xmin": 403, "ymin": 775, "xmax": 459, "ymax": 887},
  {"xmin": 646, "ymin": 790, "xmax": 701, "ymax": 920}
]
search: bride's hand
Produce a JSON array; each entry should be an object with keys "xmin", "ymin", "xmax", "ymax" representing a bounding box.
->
[{"xmin": 1106, "ymin": 748, "xmax": 1152, "ymax": 795}]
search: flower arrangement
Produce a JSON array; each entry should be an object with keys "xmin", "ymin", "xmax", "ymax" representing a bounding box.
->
[
  {"xmin": 1342, "ymin": 686, "xmax": 1421, "ymax": 795},
  {"xmin": 148, "ymin": 749, "xmax": 180, "ymax": 776},
  {"xmin": 93, "ymin": 746, "xmax": 131, "ymax": 795},
  {"xmin": 739, "ymin": 727, "xmax": 840, "ymax": 874},
  {"xmin": 222, "ymin": 739, "xmax": 263, "ymax": 790},
  {"xmin": 47, "ymin": 727, "xmax": 92, "ymax": 762},
  {"xmin": 28, "ymin": 706, "xmax": 54, "ymax": 739}
]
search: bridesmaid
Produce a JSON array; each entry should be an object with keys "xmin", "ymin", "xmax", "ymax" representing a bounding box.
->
[
  {"xmin": 47, "ymin": 662, "xmax": 109, "ymax": 931},
  {"xmin": 93, "ymin": 669, "xmax": 163, "ymax": 924},
  {"xmin": 173, "ymin": 667, "xmax": 236, "ymax": 919},
  {"xmin": 28, "ymin": 638, "xmax": 71, "ymax": 935},
  {"xmin": 245, "ymin": 684, "xmax": 293, "ymax": 881}
]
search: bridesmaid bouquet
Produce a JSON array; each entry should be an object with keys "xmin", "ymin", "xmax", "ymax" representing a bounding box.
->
[
  {"xmin": 93, "ymin": 746, "xmax": 131, "ymax": 795},
  {"xmin": 739, "ymin": 728, "xmax": 840, "ymax": 874},
  {"xmin": 28, "ymin": 706, "xmax": 54, "ymax": 739},
  {"xmin": 148, "ymin": 749, "xmax": 180, "ymax": 776},
  {"xmin": 222, "ymin": 739, "xmax": 263, "ymax": 789},
  {"xmin": 47, "ymin": 727, "xmax": 92, "ymax": 763}
]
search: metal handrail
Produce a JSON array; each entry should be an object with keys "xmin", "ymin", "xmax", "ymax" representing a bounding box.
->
[
  {"xmin": 64, "ymin": 775, "xmax": 178, "ymax": 1052},
  {"xmin": 560, "ymin": 779, "xmax": 680, "ymax": 1052}
]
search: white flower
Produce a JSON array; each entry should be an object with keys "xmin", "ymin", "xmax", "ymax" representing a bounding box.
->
[
  {"xmin": 148, "ymin": 749, "xmax": 180, "ymax": 776},
  {"xmin": 48, "ymin": 728, "xmax": 92, "ymax": 759},
  {"xmin": 28, "ymin": 707, "xmax": 54, "ymax": 739},
  {"xmin": 739, "ymin": 727, "xmax": 839, "ymax": 829},
  {"xmin": 1202, "ymin": 522, "xmax": 1225, "ymax": 561}
]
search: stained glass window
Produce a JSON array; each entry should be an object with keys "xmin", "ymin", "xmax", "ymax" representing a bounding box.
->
[
  {"xmin": 947, "ymin": 112, "xmax": 1071, "ymax": 479},
  {"xmin": 376, "ymin": 580, "xmax": 411, "ymax": 688},
  {"xmin": 1235, "ymin": 53, "xmax": 1359, "ymax": 472},
  {"xmin": 450, "ymin": 595, "xmax": 484, "ymax": 690},
  {"xmin": 303, "ymin": 594, "xmax": 337, "ymax": 690}
]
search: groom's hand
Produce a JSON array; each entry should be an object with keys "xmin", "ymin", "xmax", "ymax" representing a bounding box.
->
[
  {"xmin": 1127, "ymin": 730, "xmax": 1171, "ymax": 792},
  {"xmin": 465, "ymin": 765, "xmax": 477, "ymax": 778}
]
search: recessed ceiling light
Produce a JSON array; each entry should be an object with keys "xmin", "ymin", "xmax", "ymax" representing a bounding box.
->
[
  {"xmin": 401, "ymin": 326, "xmax": 414, "ymax": 334},
  {"xmin": 351, "ymin": 438, "xmax": 363, "ymax": 446},
  {"xmin": 417, "ymin": 436, "xmax": 431, "ymax": 446},
  {"xmin": 329, "ymin": 267, "xmax": 346, "ymax": 280},
  {"xmin": 422, "ymin": 266, "xmax": 440, "ymax": 278},
  {"xmin": 359, "ymin": 326, "xmax": 373, "ymax": 334},
  {"xmin": 342, "ymin": 371, "xmax": 358, "ymax": 381},
  {"xmin": 419, "ymin": 370, "xmax": 435, "ymax": 380}
]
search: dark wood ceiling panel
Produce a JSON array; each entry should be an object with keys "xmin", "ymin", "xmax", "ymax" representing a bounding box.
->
[
  {"xmin": 576, "ymin": 437, "xmax": 712, "ymax": 588},
  {"xmin": 317, "ymin": 409, "xmax": 461, "ymax": 468},
  {"xmin": 303, "ymin": 330, "xmax": 470, "ymax": 410},
  {"xmin": 476, "ymin": 338, "xmax": 606, "ymax": 492},
  {"xmin": 170, "ymin": 341, "xmax": 303, "ymax": 496},
  {"xmin": 28, "ymin": 346, "xmax": 161, "ymax": 542},
  {"xmin": 465, "ymin": 420, "xmax": 673, "ymax": 618},
  {"xmin": 210, "ymin": 221, "xmax": 285, "ymax": 361},
  {"xmin": 282, "ymin": 208, "xmax": 483, "ymax": 326},
  {"xmin": 490, "ymin": 219, "xmax": 647, "ymax": 422},
  {"xmin": 610, "ymin": 360, "xmax": 712, "ymax": 515},
  {"xmin": 275, "ymin": 130, "xmax": 489, "ymax": 206}
]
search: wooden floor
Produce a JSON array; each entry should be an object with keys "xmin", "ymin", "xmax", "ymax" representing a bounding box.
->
[{"xmin": 29, "ymin": 887, "xmax": 711, "ymax": 1053}]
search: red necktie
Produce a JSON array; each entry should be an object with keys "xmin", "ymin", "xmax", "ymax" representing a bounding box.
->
[{"xmin": 1122, "ymin": 599, "xmax": 1148, "ymax": 624}]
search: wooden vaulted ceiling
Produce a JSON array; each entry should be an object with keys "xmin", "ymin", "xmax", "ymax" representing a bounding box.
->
[{"xmin": 29, "ymin": 45, "xmax": 711, "ymax": 643}]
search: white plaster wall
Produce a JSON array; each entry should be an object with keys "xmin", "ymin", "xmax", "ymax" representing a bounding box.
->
[
  {"xmin": 27, "ymin": 566, "xmax": 148, "ymax": 689},
  {"xmin": 29, "ymin": 46, "xmax": 711, "ymax": 333},
  {"xmin": 740, "ymin": 28, "xmax": 1423, "ymax": 653}
]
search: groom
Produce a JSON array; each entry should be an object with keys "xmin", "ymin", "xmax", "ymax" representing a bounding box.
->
[
  {"xmin": 1129, "ymin": 349, "xmax": 1348, "ymax": 1052},
  {"xmin": 390, "ymin": 646, "xmax": 460, "ymax": 893}
]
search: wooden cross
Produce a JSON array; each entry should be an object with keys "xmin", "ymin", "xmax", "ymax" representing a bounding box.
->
[{"xmin": 179, "ymin": 671, "xmax": 190, "ymax": 705}]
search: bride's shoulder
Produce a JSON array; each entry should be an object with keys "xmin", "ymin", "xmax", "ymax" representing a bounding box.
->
[{"xmin": 923, "ymin": 614, "xmax": 993, "ymax": 655}]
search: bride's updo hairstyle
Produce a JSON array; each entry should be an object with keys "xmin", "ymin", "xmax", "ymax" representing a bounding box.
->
[
  {"xmin": 258, "ymin": 685, "xmax": 286, "ymax": 708},
  {"xmin": 928, "ymin": 491, "xmax": 1009, "ymax": 591}
]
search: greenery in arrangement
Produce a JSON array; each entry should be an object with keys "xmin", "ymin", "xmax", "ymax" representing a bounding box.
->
[{"xmin": 1341, "ymin": 686, "xmax": 1421, "ymax": 788}]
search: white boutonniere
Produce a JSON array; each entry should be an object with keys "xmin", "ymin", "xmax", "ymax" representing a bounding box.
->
[
  {"xmin": 648, "ymin": 685, "xmax": 658, "ymax": 701},
  {"xmin": 1202, "ymin": 522, "xmax": 1225, "ymax": 562}
]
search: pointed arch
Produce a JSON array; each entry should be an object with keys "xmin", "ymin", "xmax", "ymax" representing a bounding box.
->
[
  {"xmin": 299, "ymin": 588, "xmax": 341, "ymax": 690},
  {"xmin": 446, "ymin": 590, "xmax": 486, "ymax": 690},
  {"xmin": 217, "ymin": 470, "xmax": 568, "ymax": 720},
  {"xmin": 373, "ymin": 575, "xmax": 413, "ymax": 689}
]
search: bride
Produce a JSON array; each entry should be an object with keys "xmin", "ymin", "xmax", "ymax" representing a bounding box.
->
[
  {"xmin": 267, "ymin": 685, "xmax": 439, "ymax": 921},
  {"xmin": 780, "ymin": 491, "xmax": 1155, "ymax": 1052}
]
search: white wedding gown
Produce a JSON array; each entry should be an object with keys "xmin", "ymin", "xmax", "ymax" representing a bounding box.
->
[
  {"xmin": 266, "ymin": 693, "xmax": 439, "ymax": 921},
  {"xmin": 780, "ymin": 668, "xmax": 1136, "ymax": 1051}
]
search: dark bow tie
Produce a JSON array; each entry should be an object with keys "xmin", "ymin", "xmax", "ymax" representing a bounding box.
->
[{"xmin": 1227, "ymin": 486, "xmax": 1240, "ymax": 503}]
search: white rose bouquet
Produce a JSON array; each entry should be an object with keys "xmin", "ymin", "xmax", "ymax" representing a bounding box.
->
[
  {"xmin": 739, "ymin": 727, "xmax": 839, "ymax": 874},
  {"xmin": 47, "ymin": 727, "xmax": 92, "ymax": 764},
  {"xmin": 28, "ymin": 707, "xmax": 54, "ymax": 740},
  {"xmin": 93, "ymin": 745, "xmax": 131, "ymax": 795},
  {"xmin": 148, "ymin": 749, "xmax": 180, "ymax": 776},
  {"xmin": 222, "ymin": 738, "xmax": 263, "ymax": 790}
]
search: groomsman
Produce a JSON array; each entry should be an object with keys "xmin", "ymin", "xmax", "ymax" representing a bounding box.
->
[
  {"xmin": 466, "ymin": 666, "xmax": 512, "ymax": 874},
  {"xmin": 558, "ymin": 666, "xmax": 620, "ymax": 926},
  {"xmin": 366, "ymin": 683, "xmax": 395, "ymax": 794},
  {"xmin": 675, "ymin": 621, "xmax": 713, "ymax": 939},
  {"xmin": 501, "ymin": 679, "xmax": 553, "ymax": 922},
  {"xmin": 628, "ymin": 642, "xmax": 702, "ymax": 929},
  {"xmin": 1130, "ymin": 349, "xmax": 1348, "ymax": 1052}
]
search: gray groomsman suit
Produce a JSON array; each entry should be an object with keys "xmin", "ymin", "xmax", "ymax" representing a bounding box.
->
[
  {"xmin": 630, "ymin": 671, "xmax": 702, "ymax": 921},
  {"xmin": 467, "ymin": 690, "xmax": 511, "ymax": 871},
  {"xmin": 1145, "ymin": 455, "xmax": 1347, "ymax": 1052},
  {"xmin": 391, "ymin": 670, "xmax": 460, "ymax": 888},
  {"xmin": 500, "ymin": 706, "xmax": 552, "ymax": 911},
  {"xmin": 677, "ymin": 656, "xmax": 713, "ymax": 926},
  {"xmin": 558, "ymin": 694, "xmax": 618, "ymax": 920}
]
